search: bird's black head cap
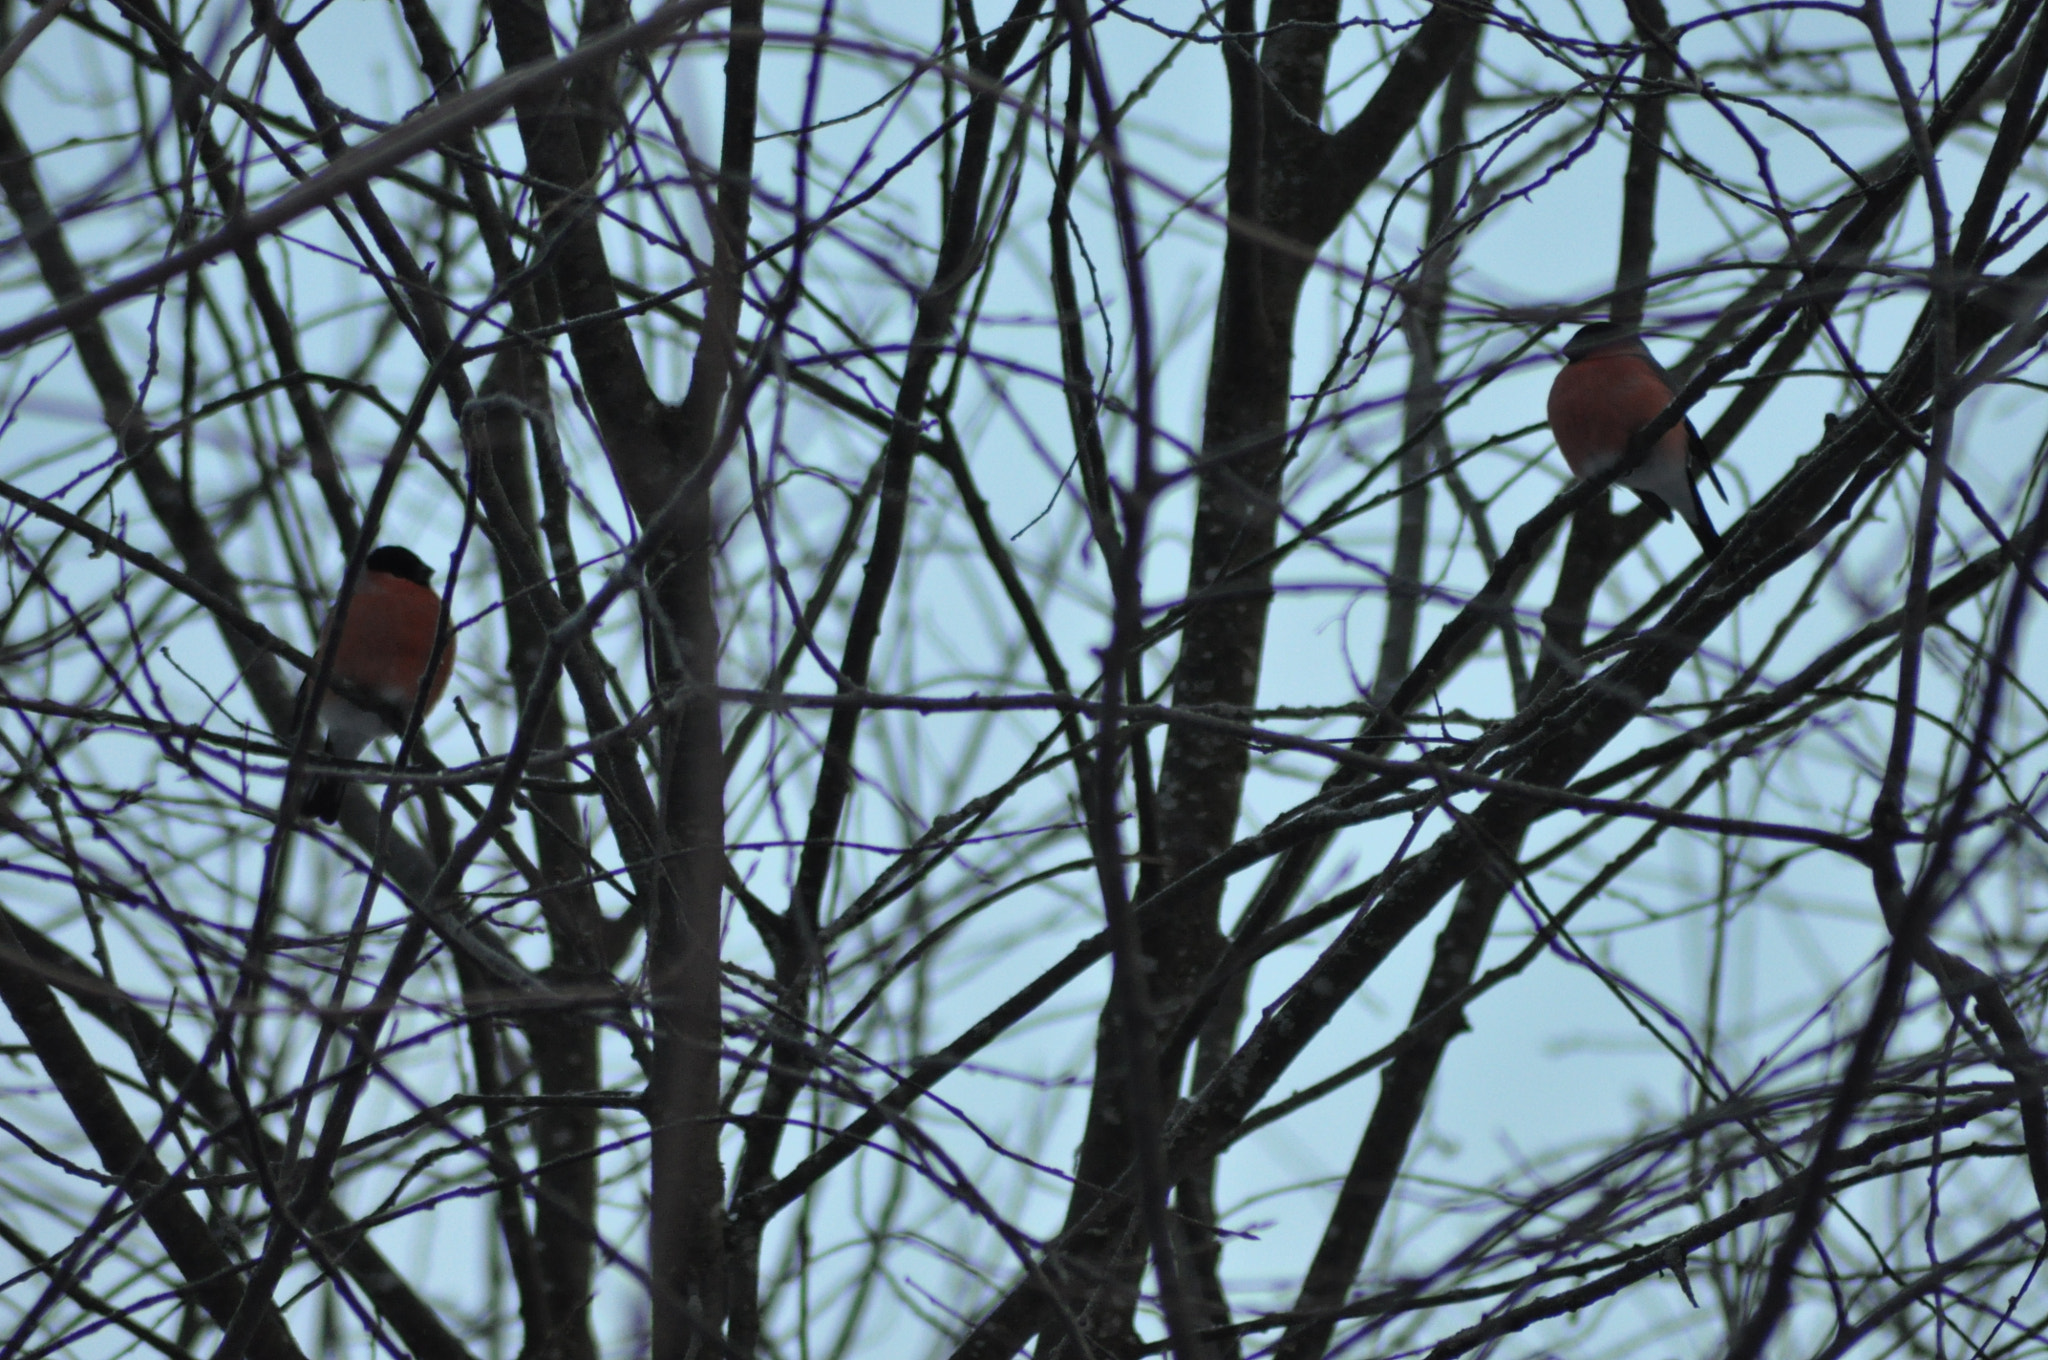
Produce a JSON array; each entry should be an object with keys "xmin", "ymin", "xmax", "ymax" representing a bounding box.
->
[
  {"xmin": 364, "ymin": 545, "xmax": 435, "ymax": 587},
  {"xmin": 1561, "ymin": 319, "xmax": 1643, "ymax": 360}
]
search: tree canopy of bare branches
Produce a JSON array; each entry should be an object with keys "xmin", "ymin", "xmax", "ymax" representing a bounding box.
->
[{"xmin": 2, "ymin": 1, "xmax": 2047, "ymax": 1358}]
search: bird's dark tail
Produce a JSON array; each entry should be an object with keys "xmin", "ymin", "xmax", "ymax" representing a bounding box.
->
[
  {"xmin": 302, "ymin": 742, "xmax": 346, "ymax": 823},
  {"xmin": 303, "ymin": 780, "xmax": 344, "ymax": 823},
  {"xmin": 1686, "ymin": 478, "xmax": 1723, "ymax": 558}
]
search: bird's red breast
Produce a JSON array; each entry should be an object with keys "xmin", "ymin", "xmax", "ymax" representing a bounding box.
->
[
  {"xmin": 300, "ymin": 545, "xmax": 455, "ymax": 823},
  {"xmin": 323, "ymin": 567, "xmax": 454, "ymax": 719},
  {"xmin": 1546, "ymin": 324, "xmax": 1724, "ymax": 557},
  {"xmin": 1545, "ymin": 344, "xmax": 1690, "ymax": 478}
]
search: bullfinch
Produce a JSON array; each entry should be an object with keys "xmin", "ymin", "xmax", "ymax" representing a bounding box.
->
[
  {"xmin": 1546, "ymin": 320, "xmax": 1725, "ymax": 557},
  {"xmin": 299, "ymin": 545, "xmax": 455, "ymax": 823}
]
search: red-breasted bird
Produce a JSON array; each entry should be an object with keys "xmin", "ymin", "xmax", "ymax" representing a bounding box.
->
[
  {"xmin": 1546, "ymin": 320, "xmax": 1726, "ymax": 557},
  {"xmin": 299, "ymin": 545, "xmax": 455, "ymax": 823}
]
